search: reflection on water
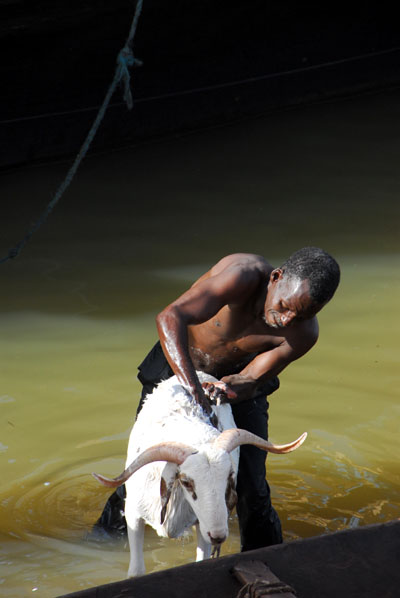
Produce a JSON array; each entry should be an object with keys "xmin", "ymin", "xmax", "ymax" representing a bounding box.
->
[{"xmin": 1, "ymin": 89, "xmax": 399, "ymax": 596}]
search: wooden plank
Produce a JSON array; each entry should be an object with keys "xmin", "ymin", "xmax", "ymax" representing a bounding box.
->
[{"xmin": 232, "ymin": 560, "xmax": 297, "ymax": 597}]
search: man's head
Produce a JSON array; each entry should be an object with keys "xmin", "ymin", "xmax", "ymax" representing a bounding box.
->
[{"xmin": 264, "ymin": 247, "xmax": 340, "ymax": 328}]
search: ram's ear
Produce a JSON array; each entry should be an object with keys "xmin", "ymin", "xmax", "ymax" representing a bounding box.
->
[
  {"xmin": 160, "ymin": 462, "xmax": 179, "ymax": 524},
  {"xmin": 225, "ymin": 471, "xmax": 237, "ymax": 512}
]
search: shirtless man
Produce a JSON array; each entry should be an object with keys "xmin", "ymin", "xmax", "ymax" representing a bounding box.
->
[{"xmin": 95, "ymin": 247, "xmax": 340, "ymax": 550}]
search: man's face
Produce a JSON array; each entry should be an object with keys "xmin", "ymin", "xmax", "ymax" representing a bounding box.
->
[{"xmin": 263, "ymin": 270, "xmax": 323, "ymax": 328}]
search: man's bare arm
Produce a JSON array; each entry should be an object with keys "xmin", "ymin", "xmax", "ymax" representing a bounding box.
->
[
  {"xmin": 221, "ymin": 318, "xmax": 319, "ymax": 403},
  {"xmin": 156, "ymin": 264, "xmax": 261, "ymax": 410}
]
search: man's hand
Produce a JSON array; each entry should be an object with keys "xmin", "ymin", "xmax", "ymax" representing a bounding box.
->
[
  {"xmin": 219, "ymin": 374, "xmax": 259, "ymax": 404},
  {"xmin": 191, "ymin": 385, "xmax": 219, "ymax": 428},
  {"xmin": 202, "ymin": 381, "xmax": 238, "ymax": 403}
]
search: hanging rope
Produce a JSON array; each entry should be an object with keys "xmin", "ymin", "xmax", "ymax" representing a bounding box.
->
[{"xmin": 0, "ymin": 0, "xmax": 144, "ymax": 265}]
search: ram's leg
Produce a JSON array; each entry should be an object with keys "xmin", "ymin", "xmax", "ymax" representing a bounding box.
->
[
  {"xmin": 127, "ymin": 516, "xmax": 146, "ymax": 577},
  {"xmin": 195, "ymin": 522, "xmax": 212, "ymax": 561}
]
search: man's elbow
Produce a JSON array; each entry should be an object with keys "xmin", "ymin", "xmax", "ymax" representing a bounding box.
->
[
  {"xmin": 297, "ymin": 319, "xmax": 320, "ymax": 354},
  {"xmin": 156, "ymin": 305, "xmax": 173, "ymax": 330},
  {"xmin": 308, "ymin": 326, "xmax": 320, "ymax": 350},
  {"xmin": 156, "ymin": 304, "xmax": 185, "ymax": 334},
  {"xmin": 286, "ymin": 329, "xmax": 319, "ymax": 364},
  {"xmin": 296, "ymin": 330, "xmax": 319, "ymax": 360}
]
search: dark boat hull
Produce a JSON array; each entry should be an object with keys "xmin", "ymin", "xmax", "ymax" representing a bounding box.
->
[
  {"xmin": 1, "ymin": 2, "xmax": 400, "ymax": 169},
  {"xmin": 59, "ymin": 520, "xmax": 400, "ymax": 598}
]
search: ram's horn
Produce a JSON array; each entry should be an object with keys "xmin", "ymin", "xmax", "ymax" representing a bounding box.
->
[
  {"xmin": 93, "ymin": 442, "xmax": 197, "ymax": 487},
  {"xmin": 214, "ymin": 429, "xmax": 307, "ymax": 454}
]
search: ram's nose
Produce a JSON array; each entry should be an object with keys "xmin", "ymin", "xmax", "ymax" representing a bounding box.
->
[{"xmin": 208, "ymin": 532, "xmax": 226, "ymax": 545}]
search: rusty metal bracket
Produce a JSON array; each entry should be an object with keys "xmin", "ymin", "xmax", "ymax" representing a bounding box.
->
[{"xmin": 232, "ymin": 560, "xmax": 297, "ymax": 598}]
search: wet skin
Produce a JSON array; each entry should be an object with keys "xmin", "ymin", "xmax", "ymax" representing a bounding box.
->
[{"xmin": 156, "ymin": 253, "xmax": 324, "ymax": 414}]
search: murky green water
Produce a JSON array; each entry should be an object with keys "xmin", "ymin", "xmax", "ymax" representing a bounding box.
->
[{"xmin": 1, "ymin": 89, "xmax": 399, "ymax": 597}]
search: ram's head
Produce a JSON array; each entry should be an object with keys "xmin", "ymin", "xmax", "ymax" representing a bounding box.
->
[{"xmin": 93, "ymin": 429, "xmax": 306, "ymax": 555}]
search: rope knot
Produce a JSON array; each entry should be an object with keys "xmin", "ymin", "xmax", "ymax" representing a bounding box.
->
[
  {"xmin": 0, "ymin": 0, "xmax": 144, "ymax": 264},
  {"xmin": 117, "ymin": 47, "xmax": 143, "ymax": 110},
  {"xmin": 117, "ymin": 47, "xmax": 135, "ymax": 69}
]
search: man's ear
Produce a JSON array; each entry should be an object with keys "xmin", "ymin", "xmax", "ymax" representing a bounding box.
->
[{"xmin": 270, "ymin": 268, "xmax": 284, "ymax": 283}]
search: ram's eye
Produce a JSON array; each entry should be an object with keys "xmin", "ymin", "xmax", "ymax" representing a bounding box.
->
[{"xmin": 179, "ymin": 476, "xmax": 197, "ymax": 500}]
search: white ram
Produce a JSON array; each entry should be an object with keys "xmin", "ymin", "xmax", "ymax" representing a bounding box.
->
[{"xmin": 93, "ymin": 372, "xmax": 306, "ymax": 577}]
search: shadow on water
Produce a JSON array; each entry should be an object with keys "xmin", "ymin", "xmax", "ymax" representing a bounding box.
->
[{"xmin": 0, "ymin": 89, "xmax": 399, "ymax": 596}]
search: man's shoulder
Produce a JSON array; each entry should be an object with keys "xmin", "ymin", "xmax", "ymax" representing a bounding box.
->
[
  {"xmin": 190, "ymin": 254, "xmax": 270, "ymax": 304},
  {"xmin": 211, "ymin": 253, "xmax": 273, "ymax": 277}
]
